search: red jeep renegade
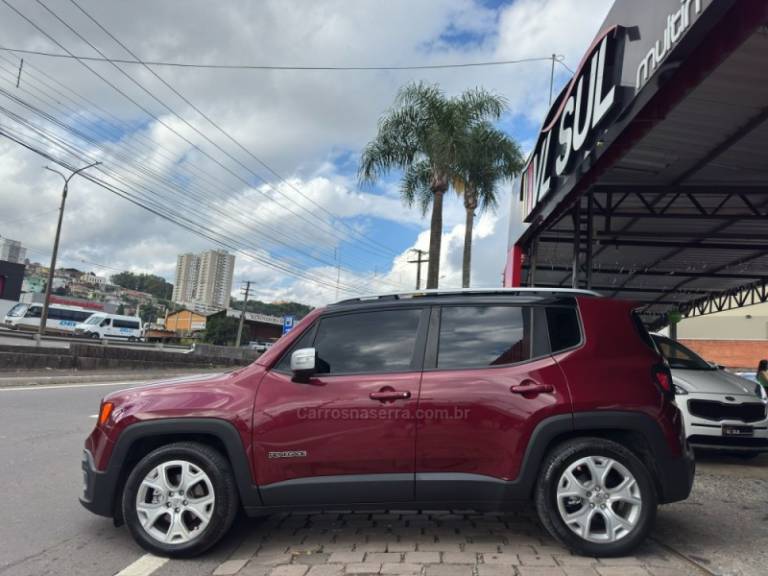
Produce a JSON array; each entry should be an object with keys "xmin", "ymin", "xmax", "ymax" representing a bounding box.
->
[{"xmin": 80, "ymin": 289, "xmax": 694, "ymax": 558}]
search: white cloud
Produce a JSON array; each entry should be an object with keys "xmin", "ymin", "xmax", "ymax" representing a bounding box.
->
[{"xmin": 0, "ymin": 0, "xmax": 612, "ymax": 305}]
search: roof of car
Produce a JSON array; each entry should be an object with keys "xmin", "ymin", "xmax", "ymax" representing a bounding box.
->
[{"xmin": 331, "ymin": 287, "xmax": 601, "ymax": 309}]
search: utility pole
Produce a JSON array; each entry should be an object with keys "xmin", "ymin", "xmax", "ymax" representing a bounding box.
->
[
  {"xmin": 549, "ymin": 53, "xmax": 557, "ymax": 105},
  {"xmin": 407, "ymin": 249, "xmax": 429, "ymax": 290},
  {"xmin": 39, "ymin": 161, "xmax": 100, "ymax": 336},
  {"xmin": 235, "ymin": 281, "xmax": 251, "ymax": 347}
]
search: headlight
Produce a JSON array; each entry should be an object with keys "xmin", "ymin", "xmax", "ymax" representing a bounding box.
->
[
  {"xmin": 673, "ymin": 384, "xmax": 688, "ymax": 395},
  {"xmin": 756, "ymin": 384, "xmax": 768, "ymax": 401}
]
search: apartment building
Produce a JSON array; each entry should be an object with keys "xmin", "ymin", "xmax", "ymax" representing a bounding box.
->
[
  {"xmin": 172, "ymin": 250, "xmax": 234, "ymax": 310},
  {"xmin": 0, "ymin": 238, "xmax": 27, "ymax": 264}
]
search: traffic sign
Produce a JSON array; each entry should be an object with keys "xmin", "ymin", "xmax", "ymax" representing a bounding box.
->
[{"xmin": 282, "ymin": 315, "xmax": 295, "ymax": 335}]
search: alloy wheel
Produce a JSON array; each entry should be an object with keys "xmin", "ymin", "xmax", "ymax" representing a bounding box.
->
[
  {"xmin": 555, "ymin": 455, "xmax": 642, "ymax": 543},
  {"xmin": 135, "ymin": 459, "xmax": 215, "ymax": 544}
]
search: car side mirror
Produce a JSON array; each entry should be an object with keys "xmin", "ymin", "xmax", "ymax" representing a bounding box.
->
[{"xmin": 291, "ymin": 348, "xmax": 317, "ymax": 381}]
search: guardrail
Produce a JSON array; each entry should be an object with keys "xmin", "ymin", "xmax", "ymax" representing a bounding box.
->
[{"xmin": 0, "ymin": 326, "xmax": 192, "ymax": 352}]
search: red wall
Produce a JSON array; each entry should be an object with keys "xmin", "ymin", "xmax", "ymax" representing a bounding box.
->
[{"xmin": 680, "ymin": 339, "xmax": 768, "ymax": 371}]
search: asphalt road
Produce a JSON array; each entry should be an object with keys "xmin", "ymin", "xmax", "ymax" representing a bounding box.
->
[{"xmin": 0, "ymin": 378, "xmax": 766, "ymax": 576}]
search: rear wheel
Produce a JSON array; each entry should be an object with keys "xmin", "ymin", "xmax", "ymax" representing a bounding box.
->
[
  {"xmin": 535, "ymin": 437, "xmax": 657, "ymax": 557},
  {"xmin": 122, "ymin": 442, "xmax": 239, "ymax": 557}
]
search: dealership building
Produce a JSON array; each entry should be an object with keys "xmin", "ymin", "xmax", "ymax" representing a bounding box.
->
[{"xmin": 505, "ymin": 0, "xmax": 768, "ymax": 359}]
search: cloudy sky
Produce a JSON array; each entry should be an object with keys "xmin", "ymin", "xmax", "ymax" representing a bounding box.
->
[{"xmin": 0, "ymin": 0, "xmax": 613, "ymax": 306}]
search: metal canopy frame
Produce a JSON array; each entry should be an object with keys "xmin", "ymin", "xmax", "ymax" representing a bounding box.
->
[{"xmin": 518, "ymin": 2, "xmax": 768, "ymax": 328}]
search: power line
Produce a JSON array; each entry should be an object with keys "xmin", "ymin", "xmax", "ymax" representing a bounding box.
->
[
  {"xmin": 65, "ymin": 0, "xmax": 399, "ymax": 260},
  {"xmin": 0, "ymin": 78, "xmax": 409, "ymax": 294},
  {"xmin": 0, "ymin": 121, "xmax": 385, "ymax": 295},
  {"xmin": 5, "ymin": 0, "xmax": 397, "ymax": 266},
  {"xmin": 0, "ymin": 44, "xmax": 568, "ymax": 72}
]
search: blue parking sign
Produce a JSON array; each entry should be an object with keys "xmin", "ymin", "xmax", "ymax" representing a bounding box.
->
[{"xmin": 282, "ymin": 315, "xmax": 295, "ymax": 335}]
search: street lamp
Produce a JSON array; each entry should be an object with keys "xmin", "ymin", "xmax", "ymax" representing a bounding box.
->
[{"xmin": 39, "ymin": 161, "xmax": 101, "ymax": 336}]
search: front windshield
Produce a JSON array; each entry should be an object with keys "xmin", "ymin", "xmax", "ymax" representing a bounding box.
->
[
  {"xmin": 84, "ymin": 315, "xmax": 105, "ymax": 325},
  {"xmin": 653, "ymin": 337, "xmax": 714, "ymax": 371},
  {"xmin": 6, "ymin": 303, "xmax": 27, "ymax": 318}
]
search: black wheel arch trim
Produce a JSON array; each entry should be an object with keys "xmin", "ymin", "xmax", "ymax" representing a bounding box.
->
[{"xmin": 79, "ymin": 417, "xmax": 261, "ymax": 519}]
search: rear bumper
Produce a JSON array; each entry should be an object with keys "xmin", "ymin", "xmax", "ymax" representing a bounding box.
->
[
  {"xmin": 657, "ymin": 439, "xmax": 696, "ymax": 504},
  {"xmin": 79, "ymin": 449, "xmax": 118, "ymax": 518}
]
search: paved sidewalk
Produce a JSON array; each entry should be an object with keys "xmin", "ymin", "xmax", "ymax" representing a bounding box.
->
[{"xmin": 203, "ymin": 510, "xmax": 704, "ymax": 576}]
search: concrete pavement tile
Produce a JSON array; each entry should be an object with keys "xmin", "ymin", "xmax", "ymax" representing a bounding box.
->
[
  {"xmin": 327, "ymin": 551, "xmax": 366, "ymax": 564},
  {"xmin": 425, "ymin": 564, "xmax": 474, "ymax": 576},
  {"xmin": 292, "ymin": 553, "xmax": 331, "ymax": 565},
  {"xmin": 404, "ymin": 551, "xmax": 441, "ymax": 564},
  {"xmin": 248, "ymin": 553, "xmax": 294, "ymax": 566},
  {"xmin": 379, "ymin": 563, "xmax": 422, "ymax": 574},
  {"xmin": 516, "ymin": 568, "xmax": 566, "ymax": 576},
  {"xmin": 442, "ymin": 552, "xmax": 479, "ymax": 564},
  {"xmin": 482, "ymin": 553, "xmax": 521, "ymax": 565},
  {"xmin": 365, "ymin": 553, "xmax": 403, "ymax": 563},
  {"xmin": 477, "ymin": 566, "xmax": 519, "ymax": 576},
  {"xmin": 518, "ymin": 555, "xmax": 558, "ymax": 567},
  {"xmin": 595, "ymin": 568, "xmax": 651, "ymax": 576},
  {"xmin": 269, "ymin": 566, "xmax": 309, "ymax": 576},
  {"xmin": 305, "ymin": 566, "xmax": 345, "ymax": 576},
  {"xmin": 386, "ymin": 542, "xmax": 417, "ymax": 552},
  {"xmin": 561, "ymin": 568, "xmax": 599, "ymax": 576},
  {"xmin": 344, "ymin": 562, "xmax": 383, "ymax": 574},
  {"xmin": 554, "ymin": 556, "xmax": 598, "ymax": 566},
  {"xmin": 416, "ymin": 542, "xmax": 462, "ymax": 552}
]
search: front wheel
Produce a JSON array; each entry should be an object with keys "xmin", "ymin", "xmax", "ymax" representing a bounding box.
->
[
  {"xmin": 122, "ymin": 442, "xmax": 239, "ymax": 557},
  {"xmin": 535, "ymin": 437, "xmax": 657, "ymax": 557}
]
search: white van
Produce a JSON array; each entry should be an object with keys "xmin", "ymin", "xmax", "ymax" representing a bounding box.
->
[
  {"xmin": 75, "ymin": 313, "xmax": 143, "ymax": 341},
  {"xmin": 4, "ymin": 302, "xmax": 94, "ymax": 335}
]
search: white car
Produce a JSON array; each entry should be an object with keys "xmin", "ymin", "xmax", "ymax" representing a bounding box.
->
[
  {"xmin": 74, "ymin": 313, "xmax": 143, "ymax": 341},
  {"xmin": 652, "ymin": 334, "xmax": 768, "ymax": 457}
]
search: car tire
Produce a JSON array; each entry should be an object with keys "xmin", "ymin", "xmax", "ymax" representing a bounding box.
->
[
  {"xmin": 122, "ymin": 442, "xmax": 239, "ymax": 558},
  {"xmin": 535, "ymin": 437, "xmax": 657, "ymax": 557}
]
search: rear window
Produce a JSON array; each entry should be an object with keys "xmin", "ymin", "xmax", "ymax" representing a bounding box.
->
[
  {"xmin": 546, "ymin": 306, "xmax": 581, "ymax": 352},
  {"xmin": 437, "ymin": 306, "xmax": 531, "ymax": 369}
]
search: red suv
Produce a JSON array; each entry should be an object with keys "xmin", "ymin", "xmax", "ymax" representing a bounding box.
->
[{"xmin": 80, "ymin": 289, "xmax": 694, "ymax": 558}]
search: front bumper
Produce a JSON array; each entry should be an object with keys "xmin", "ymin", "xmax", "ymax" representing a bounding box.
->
[
  {"xmin": 682, "ymin": 395, "xmax": 768, "ymax": 452},
  {"xmin": 79, "ymin": 449, "xmax": 119, "ymax": 518}
]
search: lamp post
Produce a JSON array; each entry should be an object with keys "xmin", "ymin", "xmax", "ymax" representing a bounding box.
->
[{"xmin": 39, "ymin": 161, "xmax": 101, "ymax": 335}]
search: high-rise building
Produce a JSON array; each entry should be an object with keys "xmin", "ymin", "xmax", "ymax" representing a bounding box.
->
[
  {"xmin": 196, "ymin": 250, "xmax": 235, "ymax": 309},
  {"xmin": 0, "ymin": 238, "xmax": 27, "ymax": 264},
  {"xmin": 172, "ymin": 250, "xmax": 234, "ymax": 310},
  {"xmin": 172, "ymin": 253, "xmax": 199, "ymax": 304}
]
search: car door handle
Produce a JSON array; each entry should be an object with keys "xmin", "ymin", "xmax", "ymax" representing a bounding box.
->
[
  {"xmin": 510, "ymin": 382, "xmax": 554, "ymax": 395},
  {"xmin": 369, "ymin": 390, "xmax": 411, "ymax": 401}
]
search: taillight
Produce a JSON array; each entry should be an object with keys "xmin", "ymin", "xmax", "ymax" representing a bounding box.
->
[{"xmin": 653, "ymin": 364, "xmax": 675, "ymax": 399}]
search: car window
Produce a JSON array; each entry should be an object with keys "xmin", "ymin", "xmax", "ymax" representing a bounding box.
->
[
  {"xmin": 313, "ymin": 309, "xmax": 422, "ymax": 375},
  {"xmin": 653, "ymin": 337, "xmax": 714, "ymax": 370},
  {"xmin": 546, "ymin": 306, "xmax": 581, "ymax": 352},
  {"xmin": 437, "ymin": 306, "xmax": 531, "ymax": 369}
]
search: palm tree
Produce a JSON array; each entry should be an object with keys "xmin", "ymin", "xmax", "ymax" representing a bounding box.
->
[
  {"xmin": 453, "ymin": 122, "xmax": 523, "ymax": 288},
  {"xmin": 360, "ymin": 82, "xmax": 507, "ymax": 289}
]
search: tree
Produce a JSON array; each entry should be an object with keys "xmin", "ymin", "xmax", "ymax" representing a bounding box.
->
[
  {"xmin": 360, "ymin": 82, "xmax": 507, "ymax": 289},
  {"xmin": 202, "ymin": 315, "xmax": 239, "ymax": 346},
  {"xmin": 453, "ymin": 122, "xmax": 524, "ymax": 287},
  {"xmin": 110, "ymin": 271, "xmax": 173, "ymax": 300}
]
